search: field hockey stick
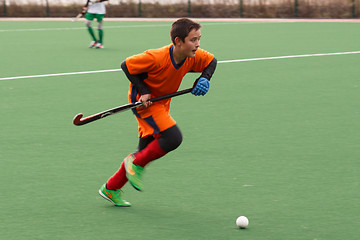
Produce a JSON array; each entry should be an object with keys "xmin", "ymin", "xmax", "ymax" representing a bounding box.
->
[
  {"xmin": 73, "ymin": 88, "xmax": 192, "ymax": 126},
  {"xmin": 72, "ymin": 9, "xmax": 86, "ymax": 22},
  {"xmin": 71, "ymin": 13, "xmax": 83, "ymax": 22},
  {"xmin": 71, "ymin": 13, "xmax": 82, "ymax": 22}
]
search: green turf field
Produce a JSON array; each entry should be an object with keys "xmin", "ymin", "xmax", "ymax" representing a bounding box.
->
[{"xmin": 1, "ymin": 19, "xmax": 359, "ymax": 240}]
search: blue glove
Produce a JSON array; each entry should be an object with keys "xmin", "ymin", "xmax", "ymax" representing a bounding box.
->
[{"xmin": 191, "ymin": 77, "xmax": 210, "ymax": 96}]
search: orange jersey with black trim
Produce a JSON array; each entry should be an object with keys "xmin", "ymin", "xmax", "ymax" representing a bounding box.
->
[{"xmin": 125, "ymin": 44, "xmax": 215, "ymax": 98}]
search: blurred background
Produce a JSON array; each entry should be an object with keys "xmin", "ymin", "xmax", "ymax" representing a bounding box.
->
[{"xmin": 1, "ymin": 0, "xmax": 359, "ymax": 18}]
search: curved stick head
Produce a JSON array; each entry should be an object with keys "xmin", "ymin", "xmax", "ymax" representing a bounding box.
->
[{"xmin": 73, "ymin": 113, "xmax": 84, "ymax": 126}]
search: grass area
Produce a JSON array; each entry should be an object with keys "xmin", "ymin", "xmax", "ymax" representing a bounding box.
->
[{"xmin": 1, "ymin": 20, "xmax": 359, "ymax": 240}]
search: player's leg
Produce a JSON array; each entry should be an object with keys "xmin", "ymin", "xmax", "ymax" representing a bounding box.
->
[
  {"xmin": 158, "ymin": 125, "xmax": 183, "ymax": 152},
  {"xmin": 138, "ymin": 135, "xmax": 155, "ymax": 151},
  {"xmin": 100, "ymin": 157, "xmax": 133, "ymax": 206},
  {"xmin": 95, "ymin": 14, "xmax": 105, "ymax": 48},
  {"xmin": 85, "ymin": 13, "xmax": 97, "ymax": 47},
  {"xmin": 100, "ymin": 102, "xmax": 181, "ymax": 205},
  {"xmin": 101, "ymin": 134, "xmax": 155, "ymax": 206},
  {"xmin": 133, "ymin": 125, "xmax": 182, "ymax": 167},
  {"xmin": 123, "ymin": 101, "xmax": 182, "ymax": 191},
  {"xmin": 124, "ymin": 124, "xmax": 183, "ymax": 191},
  {"xmin": 105, "ymin": 135, "xmax": 154, "ymax": 191}
]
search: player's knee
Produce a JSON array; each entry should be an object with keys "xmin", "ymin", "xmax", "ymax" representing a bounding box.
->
[
  {"xmin": 163, "ymin": 134, "xmax": 182, "ymax": 153},
  {"xmin": 159, "ymin": 125, "xmax": 183, "ymax": 152},
  {"xmin": 98, "ymin": 21, "xmax": 103, "ymax": 29},
  {"xmin": 86, "ymin": 20, "xmax": 91, "ymax": 28},
  {"xmin": 168, "ymin": 132, "xmax": 182, "ymax": 151}
]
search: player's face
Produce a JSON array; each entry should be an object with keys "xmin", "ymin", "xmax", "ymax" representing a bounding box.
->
[{"xmin": 181, "ymin": 29, "xmax": 201, "ymax": 58}]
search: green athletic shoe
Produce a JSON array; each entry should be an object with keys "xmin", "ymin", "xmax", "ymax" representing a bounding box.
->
[
  {"xmin": 124, "ymin": 154, "xmax": 144, "ymax": 191},
  {"xmin": 98, "ymin": 183, "xmax": 131, "ymax": 207}
]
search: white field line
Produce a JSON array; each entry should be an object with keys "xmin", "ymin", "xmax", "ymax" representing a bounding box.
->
[
  {"xmin": 3, "ymin": 19, "xmax": 358, "ymax": 33},
  {"xmin": 0, "ymin": 69, "xmax": 123, "ymax": 81},
  {"xmin": 1, "ymin": 51, "xmax": 360, "ymax": 81},
  {"xmin": 0, "ymin": 24, "xmax": 170, "ymax": 32},
  {"xmin": 0, "ymin": 21, "xmax": 271, "ymax": 33},
  {"xmin": 218, "ymin": 51, "xmax": 360, "ymax": 63},
  {"xmin": 1, "ymin": 17, "xmax": 359, "ymax": 33}
]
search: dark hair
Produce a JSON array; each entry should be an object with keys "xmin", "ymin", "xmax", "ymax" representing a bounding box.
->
[{"xmin": 170, "ymin": 18, "xmax": 202, "ymax": 44}]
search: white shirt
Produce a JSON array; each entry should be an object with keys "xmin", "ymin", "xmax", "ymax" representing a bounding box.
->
[{"xmin": 87, "ymin": 1, "xmax": 106, "ymax": 15}]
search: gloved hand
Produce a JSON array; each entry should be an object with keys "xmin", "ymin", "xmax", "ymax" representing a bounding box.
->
[{"xmin": 191, "ymin": 77, "xmax": 210, "ymax": 96}]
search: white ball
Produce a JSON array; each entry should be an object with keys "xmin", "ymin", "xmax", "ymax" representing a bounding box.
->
[{"xmin": 236, "ymin": 216, "xmax": 249, "ymax": 228}]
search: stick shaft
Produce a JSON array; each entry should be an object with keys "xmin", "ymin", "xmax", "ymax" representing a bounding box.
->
[{"xmin": 73, "ymin": 88, "xmax": 192, "ymax": 126}]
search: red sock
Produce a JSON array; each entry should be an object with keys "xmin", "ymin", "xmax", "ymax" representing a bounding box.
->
[
  {"xmin": 133, "ymin": 139, "xmax": 167, "ymax": 167},
  {"xmin": 106, "ymin": 162, "xmax": 128, "ymax": 190},
  {"xmin": 106, "ymin": 140, "xmax": 166, "ymax": 190}
]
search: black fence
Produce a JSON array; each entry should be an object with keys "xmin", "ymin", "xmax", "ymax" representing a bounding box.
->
[{"xmin": 0, "ymin": 0, "xmax": 359, "ymax": 18}]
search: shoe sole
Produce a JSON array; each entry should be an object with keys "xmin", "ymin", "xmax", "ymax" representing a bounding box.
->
[
  {"xmin": 98, "ymin": 190, "xmax": 131, "ymax": 207},
  {"xmin": 129, "ymin": 181, "xmax": 142, "ymax": 191}
]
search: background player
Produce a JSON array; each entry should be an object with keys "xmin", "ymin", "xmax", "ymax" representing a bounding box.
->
[
  {"xmin": 99, "ymin": 18, "xmax": 217, "ymax": 207},
  {"xmin": 83, "ymin": 0, "xmax": 108, "ymax": 49}
]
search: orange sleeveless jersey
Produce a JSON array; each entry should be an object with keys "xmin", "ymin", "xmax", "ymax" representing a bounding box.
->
[{"xmin": 125, "ymin": 44, "xmax": 214, "ymax": 137}]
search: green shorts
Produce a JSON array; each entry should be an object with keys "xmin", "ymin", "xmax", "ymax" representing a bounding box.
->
[{"xmin": 85, "ymin": 13, "xmax": 105, "ymax": 22}]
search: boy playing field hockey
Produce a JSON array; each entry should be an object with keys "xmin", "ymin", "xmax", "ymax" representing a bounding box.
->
[
  {"xmin": 99, "ymin": 18, "xmax": 217, "ymax": 206},
  {"xmin": 83, "ymin": 0, "xmax": 108, "ymax": 49}
]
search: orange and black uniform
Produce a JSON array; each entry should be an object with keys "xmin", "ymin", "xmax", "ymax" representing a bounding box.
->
[
  {"xmin": 121, "ymin": 44, "xmax": 215, "ymax": 139},
  {"xmin": 105, "ymin": 42, "xmax": 216, "ymax": 191}
]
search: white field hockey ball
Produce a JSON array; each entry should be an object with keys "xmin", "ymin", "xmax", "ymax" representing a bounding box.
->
[{"xmin": 236, "ymin": 216, "xmax": 249, "ymax": 228}]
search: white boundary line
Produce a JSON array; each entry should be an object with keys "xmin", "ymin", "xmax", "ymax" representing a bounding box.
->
[
  {"xmin": 0, "ymin": 22, "xmax": 283, "ymax": 33},
  {"xmin": 1, "ymin": 17, "xmax": 359, "ymax": 33},
  {"xmin": 0, "ymin": 24, "xmax": 171, "ymax": 33},
  {"xmin": 1, "ymin": 51, "xmax": 360, "ymax": 81},
  {"xmin": 0, "ymin": 69, "xmax": 122, "ymax": 81},
  {"xmin": 218, "ymin": 51, "xmax": 360, "ymax": 63}
]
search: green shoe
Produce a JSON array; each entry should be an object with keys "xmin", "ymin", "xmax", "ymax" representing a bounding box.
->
[
  {"xmin": 124, "ymin": 154, "xmax": 144, "ymax": 191},
  {"xmin": 98, "ymin": 183, "xmax": 131, "ymax": 207}
]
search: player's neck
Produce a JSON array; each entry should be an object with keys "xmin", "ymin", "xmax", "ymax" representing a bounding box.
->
[{"xmin": 172, "ymin": 46, "xmax": 186, "ymax": 65}]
